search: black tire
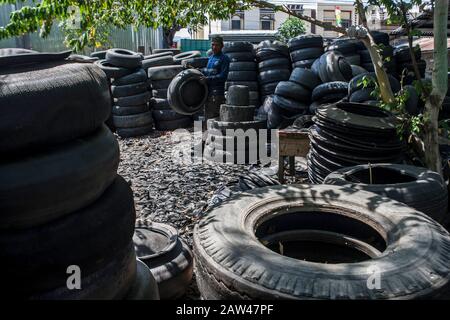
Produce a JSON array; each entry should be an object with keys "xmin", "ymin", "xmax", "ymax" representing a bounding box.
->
[
  {"xmin": 148, "ymin": 65, "xmax": 183, "ymax": 81},
  {"xmin": 111, "ymin": 81, "xmax": 148, "ymax": 98},
  {"xmin": 0, "ymin": 61, "xmax": 111, "ymax": 155},
  {"xmin": 227, "ymin": 71, "xmax": 258, "ymax": 81},
  {"xmin": 0, "ymin": 48, "xmax": 37, "ymax": 56},
  {"xmin": 155, "ymin": 117, "xmax": 192, "ymax": 131},
  {"xmin": 111, "ymin": 69, "xmax": 147, "ymax": 86},
  {"xmin": 229, "ymin": 62, "xmax": 257, "ymax": 71},
  {"xmin": 181, "ymin": 57, "xmax": 209, "ymax": 69},
  {"xmin": 324, "ymin": 51, "xmax": 353, "ymax": 82},
  {"xmin": 226, "ymin": 52, "xmax": 255, "ymax": 62},
  {"xmin": 290, "ymin": 47, "xmax": 324, "ymax": 62},
  {"xmin": 142, "ymin": 56, "xmax": 175, "ymax": 70},
  {"xmin": 220, "ymin": 104, "xmax": 255, "ymax": 122},
  {"xmin": 0, "ymin": 125, "xmax": 119, "ymax": 229},
  {"xmin": 351, "ymin": 65, "xmax": 367, "ymax": 77},
  {"xmin": 150, "ymin": 79, "xmax": 172, "ymax": 90},
  {"xmin": 173, "ymin": 51, "xmax": 201, "ymax": 62},
  {"xmin": 349, "ymin": 88, "xmax": 376, "ymax": 103},
  {"xmin": 153, "ymin": 48, "xmax": 181, "ymax": 55},
  {"xmin": 289, "ymin": 68, "xmax": 322, "ymax": 91},
  {"xmin": 258, "ymin": 69, "xmax": 291, "ymax": 85},
  {"xmin": 207, "ymin": 118, "xmax": 266, "ymax": 134},
  {"xmin": 404, "ymin": 85, "xmax": 420, "ymax": 115},
  {"xmin": 0, "ymin": 50, "xmax": 72, "ymax": 68},
  {"xmin": 1, "ymin": 176, "xmax": 136, "ymax": 296},
  {"xmin": 358, "ymin": 50, "xmax": 372, "ymax": 63},
  {"xmin": 223, "ymin": 42, "xmax": 254, "ymax": 53},
  {"xmin": 114, "ymin": 91, "xmax": 151, "ymax": 107},
  {"xmin": 324, "ymin": 164, "xmax": 448, "ymax": 223},
  {"xmin": 326, "ymin": 40, "xmax": 357, "ymax": 54},
  {"xmin": 348, "ymin": 72, "xmax": 401, "ymax": 95},
  {"xmin": 288, "ymin": 35, "xmax": 323, "ymax": 51},
  {"xmin": 292, "ymin": 115, "xmax": 314, "ymax": 130},
  {"xmin": 346, "ymin": 54, "xmax": 361, "ymax": 66},
  {"xmin": 112, "ymin": 104, "xmax": 149, "ymax": 116},
  {"xmin": 256, "ymin": 48, "xmax": 289, "ymax": 61},
  {"xmin": 273, "ymin": 95, "xmax": 309, "ymax": 116},
  {"xmin": 371, "ymin": 31, "xmax": 390, "ymax": 45},
  {"xmin": 312, "ymin": 81, "xmax": 349, "ymax": 102},
  {"xmin": 194, "ymin": 184, "xmax": 450, "ymax": 299},
  {"xmin": 134, "ymin": 221, "xmax": 194, "ymax": 299},
  {"xmin": 31, "ymin": 245, "xmax": 137, "ymax": 299},
  {"xmin": 226, "ymin": 85, "xmax": 250, "ymax": 106},
  {"xmin": 151, "ymin": 98, "xmax": 170, "ymax": 110},
  {"xmin": 94, "ymin": 59, "xmax": 135, "ymax": 79},
  {"xmin": 258, "ymin": 58, "xmax": 290, "ymax": 72},
  {"xmin": 90, "ymin": 50, "xmax": 107, "ymax": 59},
  {"xmin": 394, "ymin": 46, "xmax": 421, "ymax": 63},
  {"xmin": 274, "ymin": 81, "xmax": 311, "ymax": 103},
  {"xmin": 152, "ymin": 109, "xmax": 186, "ymax": 122},
  {"xmin": 144, "ymin": 52, "xmax": 173, "ymax": 59},
  {"xmin": 125, "ymin": 259, "xmax": 160, "ymax": 300},
  {"xmin": 116, "ymin": 124, "xmax": 154, "ymax": 138},
  {"xmin": 106, "ymin": 48, "xmax": 143, "ymax": 69},
  {"xmin": 226, "ymin": 81, "xmax": 259, "ymax": 91},
  {"xmin": 167, "ymin": 68, "xmax": 209, "ymax": 115},
  {"xmin": 260, "ymin": 81, "xmax": 279, "ymax": 96},
  {"xmin": 113, "ymin": 111, "xmax": 153, "ymax": 128},
  {"xmin": 152, "ymin": 89, "xmax": 168, "ymax": 99},
  {"xmin": 292, "ymin": 58, "xmax": 317, "ymax": 69}
]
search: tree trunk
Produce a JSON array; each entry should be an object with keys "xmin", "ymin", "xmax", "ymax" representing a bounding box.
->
[
  {"xmin": 162, "ymin": 25, "xmax": 181, "ymax": 48},
  {"xmin": 423, "ymin": 0, "xmax": 448, "ymax": 174}
]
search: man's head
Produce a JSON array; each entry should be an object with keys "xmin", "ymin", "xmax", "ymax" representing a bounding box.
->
[{"xmin": 211, "ymin": 36, "xmax": 224, "ymax": 55}]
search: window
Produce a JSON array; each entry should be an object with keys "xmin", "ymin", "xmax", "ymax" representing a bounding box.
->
[
  {"xmin": 372, "ymin": 10, "xmax": 376, "ymax": 15},
  {"xmin": 372, "ymin": 19, "xmax": 376, "ymax": 24},
  {"xmin": 287, "ymin": 4, "xmax": 304, "ymax": 15},
  {"xmin": 261, "ymin": 20, "xmax": 272, "ymax": 30},
  {"xmin": 260, "ymin": 8, "xmax": 274, "ymax": 30},
  {"xmin": 231, "ymin": 15, "xmax": 242, "ymax": 30},
  {"xmin": 323, "ymin": 10, "xmax": 352, "ymax": 30}
]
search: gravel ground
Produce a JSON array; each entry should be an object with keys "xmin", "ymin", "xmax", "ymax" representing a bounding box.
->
[{"xmin": 116, "ymin": 129, "xmax": 309, "ymax": 299}]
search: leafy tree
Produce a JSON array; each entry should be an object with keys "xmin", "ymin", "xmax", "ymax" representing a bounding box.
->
[{"xmin": 276, "ymin": 16, "xmax": 306, "ymax": 43}]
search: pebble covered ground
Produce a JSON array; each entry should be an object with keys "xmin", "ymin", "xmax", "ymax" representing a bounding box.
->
[{"xmin": 116, "ymin": 129, "xmax": 308, "ymax": 299}]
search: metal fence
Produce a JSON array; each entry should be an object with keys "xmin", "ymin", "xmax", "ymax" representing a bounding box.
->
[{"xmin": 0, "ymin": 2, "xmax": 163, "ymax": 54}]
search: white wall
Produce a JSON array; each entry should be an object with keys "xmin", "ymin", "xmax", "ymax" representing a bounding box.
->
[{"xmin": 244, "ymin": 8, "xmax": 260, "ymax": 30}]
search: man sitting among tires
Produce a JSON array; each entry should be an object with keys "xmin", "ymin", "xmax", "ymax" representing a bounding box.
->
[{"xmin": 202, "ymin": 36, "xmax": 230, "ymax": 119}]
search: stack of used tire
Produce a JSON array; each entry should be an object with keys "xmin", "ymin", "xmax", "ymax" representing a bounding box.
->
[
  {"xmin": 309, "ymin": 81, "xmax": 349, "ymax": 114},
  {"xmin": 312, "ymin": 50, "xmax": 353, "ymax": 83},
  {"xmin": 148, "ymin": 65, "xmax": 193, "ymax": 130},
  {"xmin": 223, "ymin": 42, "xmax": 261, "ymax": 108},
  {"xmin": 307, "ymin": 102, "xmax": 404, "ymax": 183},
  {"xmin": 269, "ymin": 68, "xmax": 321, "ymax": 127},
  {"xmin": 256, "ymin": 40, "xmax": 291, "ymax": 104},
  {"xmin": 324, "ymin": 164, "xmax": 448, "ymax": 224},
  {"xmin": 193, "ymin": 184, "xmax": 450, "ymax": 300},
  {"xmin": 94, "ymin": 48, "xmax": 153, "ymax": 138},
  {"xmin": 394, "ymin": 45, "xmax": 425, "ymax": 84},
  {"xmin": 133, "ymin": 220, "xmax": 194, "ymax": 300},
  {"xmin": 348, "ymin": 72, "xmax": 401, "ymax": 105},
  {"xmin": 357, "ymin": 31, "xmax": 396, "ymax": 74},
  {"xmin": 288, "ymin": 35, "xmax": 324, "ymax": 69},
  {"xmin": 326, "ymin": 38, "xmax": 361, "ymax": 66},
  {"xmin": 0, "ymin": 58, "xmax": 158, "ymax": 299},
  {"xmin": 205, "ymin": 85, "xmax": 266, "ymax": 164}
]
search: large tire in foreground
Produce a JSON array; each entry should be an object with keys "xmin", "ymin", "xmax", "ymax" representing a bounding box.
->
[
  {"xmin": 323, "ymin": 164, "xmax": 448, "ymax": 223},
  {"xmin": 0, "ymin": 61, "xmax": 111, "ymax": 155},
  {"xmin": 194, "ymin": 184, "xmax": 450, "ymax": 299},
  {"xmin": 0, "ymin": 125, "xmax": 119, "ymax": 229}
]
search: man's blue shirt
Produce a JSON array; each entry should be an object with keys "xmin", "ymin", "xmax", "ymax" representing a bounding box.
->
[{"xmin": 203, "ymin": 52, "xmax": 230, "ymax": 95}]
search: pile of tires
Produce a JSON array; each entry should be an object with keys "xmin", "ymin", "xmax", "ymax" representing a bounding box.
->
[
  {"xmin": 288, "ymin": 35, "xmax": 324, "ymax": 69},
  {"xmin": 357, "ymin": 31, "xmax": 395, "ymax": 74},
  {"xmin": 95, "ymin": 48, "xmax": 153, "ymax": 138},
  {"xmin": 394, "ymin": 45, "xmax": 426, "ymax": 84},
  {"xmin": 270, "ymin": 68, "xmax": 321, "ymax": 126},
  {"xmin": 256, "ymin": 40, "xmax": 291, "ymax": 103},
  {"xmin": 148, "ymin": 65, "xmax": 193, "ymax": 131},
  {"xmin": 324, "ymin": 164, "xmax": 448, "ymax": 224},
  {"xmin": 224, "ymin": 42, "xmax": 261, "ymax": 108},
  {"xmin": 348, "ymin": 72, "xmax": 401, "ymax": 105},
  {"xmin": 309, "ymin": 81, "xmax": 348, "ymax": 114},
  {"xmin": 0, "ymin": 59, "xmax": 158, "ymax": 299},
  {"xmin": 326, "ymin": 38, "xmax": 361, "ymax": 66},
  {"xmin": 311, "ymin": 50, "xmax": 353, "ymax": 83},
  {"xmin": 134, "ymin": 220, "xmax": 193, "ymax": 299},
  {"xmin": 205, "ymin": 85, "xmax": 267, "ymax": 164},
  {"xmin": 194, "ymin": 184, "xmax": 450, "ymax": 299},
  {"xmin": 307, "ymin": 102, "xmax": 404, "ymax": 183}
]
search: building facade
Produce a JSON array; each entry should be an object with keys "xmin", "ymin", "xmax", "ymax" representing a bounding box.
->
[{"xmin": 219, "ymin": 0, "xmax": 358, "ymax": 38}]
